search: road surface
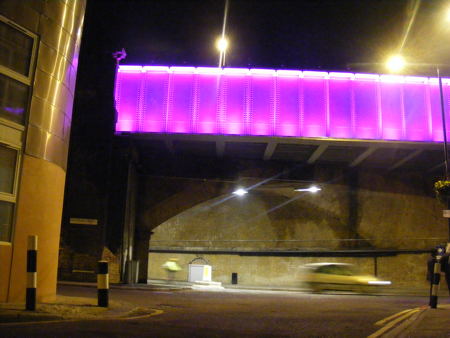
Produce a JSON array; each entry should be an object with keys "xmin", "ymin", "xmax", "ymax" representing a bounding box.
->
[{"xmin": 0, "ymin": 285, "xmax": 430, "ymax": 337}]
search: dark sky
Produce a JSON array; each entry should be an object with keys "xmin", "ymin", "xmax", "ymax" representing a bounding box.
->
[
  {"xmin": 78, "ymin": 0, "xmax": 450, "ymax": 74},
  {"xmin": 74, "ymin": 0, "xmax": 450, "ymax": 109}
]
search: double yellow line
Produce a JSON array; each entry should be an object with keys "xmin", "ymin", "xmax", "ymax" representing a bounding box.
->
[{"xmin": 368, "ymin": 306, "xmax": 426, "ymax": 338}]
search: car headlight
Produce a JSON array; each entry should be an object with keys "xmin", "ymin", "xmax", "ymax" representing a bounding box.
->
[{"xmin": 367, "ymin": 280, "xmax": 391, "ymax": 285}]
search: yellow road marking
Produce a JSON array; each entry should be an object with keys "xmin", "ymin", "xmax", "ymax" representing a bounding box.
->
[
  {"xmin": 374, "ymin": 308, "xmax": 416, "ymax": 326},
  {"xmin": 368, "ymin": 309, "xmax": 420, "ymax": 338},
  {"xmin": 123, "ymin": 309, "xmax": 164, "ymax": 320}
]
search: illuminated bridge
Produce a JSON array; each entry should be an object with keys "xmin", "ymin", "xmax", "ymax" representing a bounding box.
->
[{"xmin": 114, "ymin": 66, "xmax": 450, "ymax": 171}]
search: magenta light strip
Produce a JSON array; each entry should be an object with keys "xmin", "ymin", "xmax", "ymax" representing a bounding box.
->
[{"xmin": 115, "ymin": 66, "xmax": 450, "ymax": 142}]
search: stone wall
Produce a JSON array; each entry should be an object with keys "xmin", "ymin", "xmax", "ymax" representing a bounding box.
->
[
  {"xmin": 148, "ymin": 252, "xmax": 431, "ymax": 291},
  {"xmin": 144, "ymin": 167, "xmax": 447, "ymax": 289}
]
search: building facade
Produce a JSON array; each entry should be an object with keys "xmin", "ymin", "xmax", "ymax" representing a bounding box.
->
[{"xmin": 0, "ymin": 0, "xmax": 86, "ymax": 302}]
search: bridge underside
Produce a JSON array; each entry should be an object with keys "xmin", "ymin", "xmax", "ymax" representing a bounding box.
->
[{"xmin": 125, "ymin": 133, "xmax": 445, "ymax": 174}]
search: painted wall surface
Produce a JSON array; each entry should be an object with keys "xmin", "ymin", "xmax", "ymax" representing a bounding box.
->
[
  {"xmin": 0, "ymin": 244, "xmax": 12, "ymax": 301},
  {"xmin": 9, "ymin": 156, "xmax": 66, "ymax": 302},
  {"xmin": 146, "ymin": 169, "xmax": 447, "ymax": 290}
]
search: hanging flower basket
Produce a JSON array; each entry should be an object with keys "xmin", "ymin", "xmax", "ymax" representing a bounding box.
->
[{"xmin": 434, "ymin": 180, "xmax": 450, "ymax": 203}]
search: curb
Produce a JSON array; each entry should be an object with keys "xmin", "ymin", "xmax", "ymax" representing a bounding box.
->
[
  {"xmin": 0, "ymin": 307, "xmax": 164, "ymax": 327},
  {"xmin": 58, "ymin": 281, "xmax": 187, "ymax": 292}
]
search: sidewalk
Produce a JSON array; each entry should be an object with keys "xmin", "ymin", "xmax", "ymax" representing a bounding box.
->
[
  {"xmin": 402, "ymin": 303, "xmax": 450, "ymax": 337},
  {"xmin": 0, "ymin": 293, "xmax": 160, "ymax": 325}
]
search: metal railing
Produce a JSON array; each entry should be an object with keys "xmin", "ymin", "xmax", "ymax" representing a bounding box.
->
[{"xmin": 149, "ymin": 237, "xmax": 447, "ymax": 251}]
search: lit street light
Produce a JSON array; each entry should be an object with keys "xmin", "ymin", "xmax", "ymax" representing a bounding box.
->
[
  {"xmin": 216, "ymin": 37, "xmax": 229, "ymax": 52},
  {"xmin": 216, "ymin": 36, "xmax": 229, "ymax": 68},
  {"xmin": 217, "ymin": 0, "xmax": 229, "ymax": 68},
  {"xmin": 294, "ymin": 186, "xmax": 321, "ymax": 193},
  {"xmin": 232, "ymin": 188, "xmax": 248, "ymax": 196},
  {"xmin": 386, "ymin": 55, "xmax": 406, "ymax": 73}
]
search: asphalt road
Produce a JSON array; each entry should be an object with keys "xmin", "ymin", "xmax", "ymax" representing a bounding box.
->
[{"xmin": 0, "ymin": 285, "xmax": 429, "ymax": 337}]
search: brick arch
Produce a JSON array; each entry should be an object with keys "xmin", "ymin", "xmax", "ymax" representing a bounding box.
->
[{"xmin": 135, "ymin": 178, "xmax": 234, "ymax": 281}]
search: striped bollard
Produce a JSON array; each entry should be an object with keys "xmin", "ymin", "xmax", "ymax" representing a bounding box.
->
[
  {"xmin": 429, "ymin": 249, "xmax": 444, "ymax": 308},
  {"xmin": 97, "ymin": 261, "xmax": 109, "ymax": 307},
  {"xmin": 26, "ymin": 235, "xmax": 37, "ymax": 311}
]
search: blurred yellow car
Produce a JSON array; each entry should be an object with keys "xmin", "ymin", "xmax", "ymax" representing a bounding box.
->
[{"xmin": 301, "ymin": 263, "xmax": 391, "ymax": 293}]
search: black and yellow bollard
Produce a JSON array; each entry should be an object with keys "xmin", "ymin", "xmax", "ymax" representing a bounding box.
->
[
  {"xmin": 429, "ymin": 247, "xmax": 444, "ymax": 308},
  {"xmin": 97, "ymin": 261, "xmax": 109, "ymax": 307},
  {"xmin": 26, "ymin": 235, "xmax": 37, "ymax": 311}
]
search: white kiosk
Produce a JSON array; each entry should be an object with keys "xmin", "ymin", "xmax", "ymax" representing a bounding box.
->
[{"xmin": 188, "ymin": 257, "xmax": 223, "ymax": 290}]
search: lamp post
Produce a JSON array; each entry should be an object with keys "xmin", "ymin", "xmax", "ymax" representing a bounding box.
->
[
  {"xmin": 386, "ymin": 57, "xmax": 449, "ymax": 179},
  {"xmin": 216, "ymin": 0, "xmax": 229, "ymax": 68},
  {"xmin": 386, "ymin": 56, "xmax": 450, "ymax": 242},
  {"xmin": 437, "ymin": 67, "xmax": 449, "ymax": 181}
]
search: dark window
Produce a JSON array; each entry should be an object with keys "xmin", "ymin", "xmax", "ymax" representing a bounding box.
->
[
  {"xmin": 0, "ymin": 145, "xmax": 17, "ymax": 194},
  {"xmin": 0, "ymin": 73, "xmax": 29, "ymax": 124},
  {"xmin": 0, "ymin": 20, "xmax": 34, "ymax": 77},
  {"xmin": 0, "ymin": 200, "xmax": 14, "ymax": 242}
]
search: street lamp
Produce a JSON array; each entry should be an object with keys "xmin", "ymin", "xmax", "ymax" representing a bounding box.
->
[
  {"xmin": 217, "ymin": 0, "xmax": 229, "ymax": 68},
  {"xmin": 216, "ymin": 36, "xmax": 229, "ymax": 68},
  {"xmin": 386, "ymin": 55, "xmax": 406, "ymax": 73},
  {"xmin": 232, "ymin": 188, "xmax": 248, "ymax": 196},
  {"xmin": 294, "ymin": 186, "xmax": 321, "ymax": 193}
]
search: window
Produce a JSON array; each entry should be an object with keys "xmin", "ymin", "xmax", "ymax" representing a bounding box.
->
[
  {"xmin": 0, "ymin": 201, "xmax": 14, "ymax": 242},
  {"xmin": 0, "ymin": 20, "xmax": 34, "ymax": 77},
  {"xmin": 0, "ymin": 145, "xmax": 17, "ymax": 194},
  {"xmin": 0, "ymin": 15, "xmax": 37, "ymax": 126},
  {"xmin": 0, "ymin": 73, "xmax": 29, "ymax": 124},
  {"xmin": 0, "ymin": 144, "xmax": 18, "ymax": 242},
  {"xmin": 0, "ymin": 16, "xmax": 37, "ymax": 242},
  {"xmin": 316, "ymin": 265, "xmax": 355, "ymax": 276}
]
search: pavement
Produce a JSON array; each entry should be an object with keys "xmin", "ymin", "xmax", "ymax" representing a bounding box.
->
[{"xmin": 0, "ymin": 280, "xmax": 448, "ymax": 337}]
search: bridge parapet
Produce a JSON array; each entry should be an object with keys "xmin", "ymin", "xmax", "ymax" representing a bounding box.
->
[{"xmin": 115, "ymin": 66, "xmax": 450, "ymax": 143}]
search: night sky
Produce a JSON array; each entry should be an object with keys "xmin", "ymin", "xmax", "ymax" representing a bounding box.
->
[
  {"xmin": 71, "ymin": 0, "xmax": 450, "ymax": 140},
  {"xmin": 77, "ymin": 0, "xmax": 450, "ymax": 82}
]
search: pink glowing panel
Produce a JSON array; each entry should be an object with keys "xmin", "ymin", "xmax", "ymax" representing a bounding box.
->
[
  {"xmin": 430, "ymin": 83, "xmax": 444, "ymax": 141},
  {"xmin": 168, "ymin": 71, "xmax": 194, "ymax": 133},
  {"xmin": 196, "ymin": 72, "xmax": 220, "ymax": 134},
  {"xmin": 222, "ymin": 72, "xmax": 247, "ymax": 135},
  {"xmin": 353, "ymin": 76, "xmax": 379, "ymax": 139},
  {"xmin": 115, "ymin": 65, "xmax": 450, "ymax": 144},
  {"xmin": 276, "ymin": 73, "xmax": 300, "ymax": 136},
  {"xmin": 250, "ymin": 72, "xmax": 274, "ymax": 136},
  {"xmin": 302, "ymin": 74, "xmax": 327, "ymax": 137},
  {"xmin": 444, "ymin": 83, "xmax": 450, "ymax": 142},
  {"xmin": 380, "ymin": 81, "xmax": 403, "ymax": 140},
  {"xmin": 430, "ymin": 81, "xmax": 450, "ymax": 142},
  {"xmin": 403, "ymin": 81, "xmax": 429, "ymax": 141},
  {"xmin": 115, "ymin": 69, "xmax": 141, "ymax": 132},
  {"xmin": 328, "ymin": 74, "xmax": 353, "ymax": 138},
  {"xmin": 141, "ymin": 69, "xmax": 169, "ymax": 132}
]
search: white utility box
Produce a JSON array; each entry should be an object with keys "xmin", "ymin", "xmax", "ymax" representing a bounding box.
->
[{"xmin": 188, "ymin": 264, "xmax": 212, "ymax": 282}]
